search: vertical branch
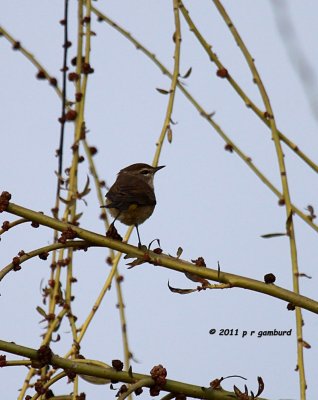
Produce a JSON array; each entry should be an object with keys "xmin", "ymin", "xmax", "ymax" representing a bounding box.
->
[
  {"xmin": 211, "ymin": 1, "xmax": 306, "ymax": 397},
  {"xmin": 115, "ymin": 272, "xmax": 131, "ymax": 375},
  {"xmin": 17, "ymin": 369, "xmax": 35, "ymax": 400},
  {"xmin": 57, "ymin": 0, "xmax": 69, "ymax": 185},
  {"xmin": 49, "ymin": 0, "xmax": 70, "ymax": 339},
  {"xmin": 63, "ymin": 228, "xmax": 133, "ymax": 360},
  {"xmin": 51, "ymin": 0, "xmax": 70, "ymax": 293},
  {"xmin": 47, "ymin": 0, "xmax": 86, "ymax": 341},
  {"xmin": 67, "ymin": 0, "xmax": 84, "ymax": 202},
  {"xmin": 83, "ymin": 139, "xmax": 134, "ymax": 372},
  {"xmin": 152, "ymin": 0, "xmax": 181, "ymax": 167},
  {"xmin": 52, "ymin": 0, "xmax": 70, "ymax": 256},
  {"xmin": 65, "ymin": 0, "xmax": 93, "ymax": 358}
]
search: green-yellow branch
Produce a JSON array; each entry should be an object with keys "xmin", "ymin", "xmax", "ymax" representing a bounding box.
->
[
  {"xmin": 0, "ymin": 339, "xmax": 268, "ymax": 400},
  {"xmin": 3, "ymin": 201, "xmax": 318, "ymax": 314}
]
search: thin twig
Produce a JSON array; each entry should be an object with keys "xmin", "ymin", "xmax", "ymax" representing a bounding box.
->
[
  {"xmin": 30, "ymin": 372, "xmax": 67, "ymax": 400},
  {"xmin": 178, "ymin": 1, "xmax": 318, "ymax": 174},
  {"xmin": 0, "ymin": 26, "xmax": 63, "ymax": 99},
  {"xmin": 0, "ymin": 217, "xmax": 28, "ymax": 235},
  {"xmin": 118, "ymin": 378, "xmax": 153, "ymax": 400},
  {"xmin": 0, "ymin": 240, "xmax": 92, "ymax": 281}
]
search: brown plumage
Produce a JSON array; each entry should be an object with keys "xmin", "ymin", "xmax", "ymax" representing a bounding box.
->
[{"xmin": 102, "ymin": 163, "xmax": 165, "ymax": 246}]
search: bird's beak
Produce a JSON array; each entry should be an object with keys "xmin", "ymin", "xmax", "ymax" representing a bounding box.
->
[{"xmin": 154, "ymin": 165, "xmax": 165, "ymax": 173}]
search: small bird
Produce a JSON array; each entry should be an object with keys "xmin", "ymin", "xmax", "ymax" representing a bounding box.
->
[{"xmin": 102, "ymin": 163, "xmax": 165, "ymax": 247}]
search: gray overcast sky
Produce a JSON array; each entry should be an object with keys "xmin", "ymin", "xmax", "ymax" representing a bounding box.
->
[{"xmin": 1, "ymin": 1, "xmax": 318, "ymax": 399}]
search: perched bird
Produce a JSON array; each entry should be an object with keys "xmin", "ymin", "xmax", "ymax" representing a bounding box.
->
[{"xmin": 102, "ymin": 163, "xmax": 165, "ymax": 246}]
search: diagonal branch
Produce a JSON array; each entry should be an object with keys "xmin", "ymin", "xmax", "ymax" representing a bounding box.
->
[
  {"xmin": 178, "ymin": 1, "xmax": 318, "ymax": 174},
  {"xmin": 3, "ymin": 200, "xmax": 318, "ymax": 314}
]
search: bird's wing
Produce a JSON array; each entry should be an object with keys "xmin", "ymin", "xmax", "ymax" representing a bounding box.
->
[{"xmin": 106, "ymin": 176, "xmax": 156, "ymax": 211}]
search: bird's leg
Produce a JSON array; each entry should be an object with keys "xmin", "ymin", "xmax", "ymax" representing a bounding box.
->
[
  {"xmin": 135, "ymin": 224, "xmax": 142, "ymax": 248},
  {"xmin": 111, "ymin": 212, "xmax": 120, "ymax": 227}
]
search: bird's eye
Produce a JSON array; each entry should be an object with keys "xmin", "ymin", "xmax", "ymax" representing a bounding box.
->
[{"xmin": 141, "ymin": 170, "xmax": 150, "ymax": 175}]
